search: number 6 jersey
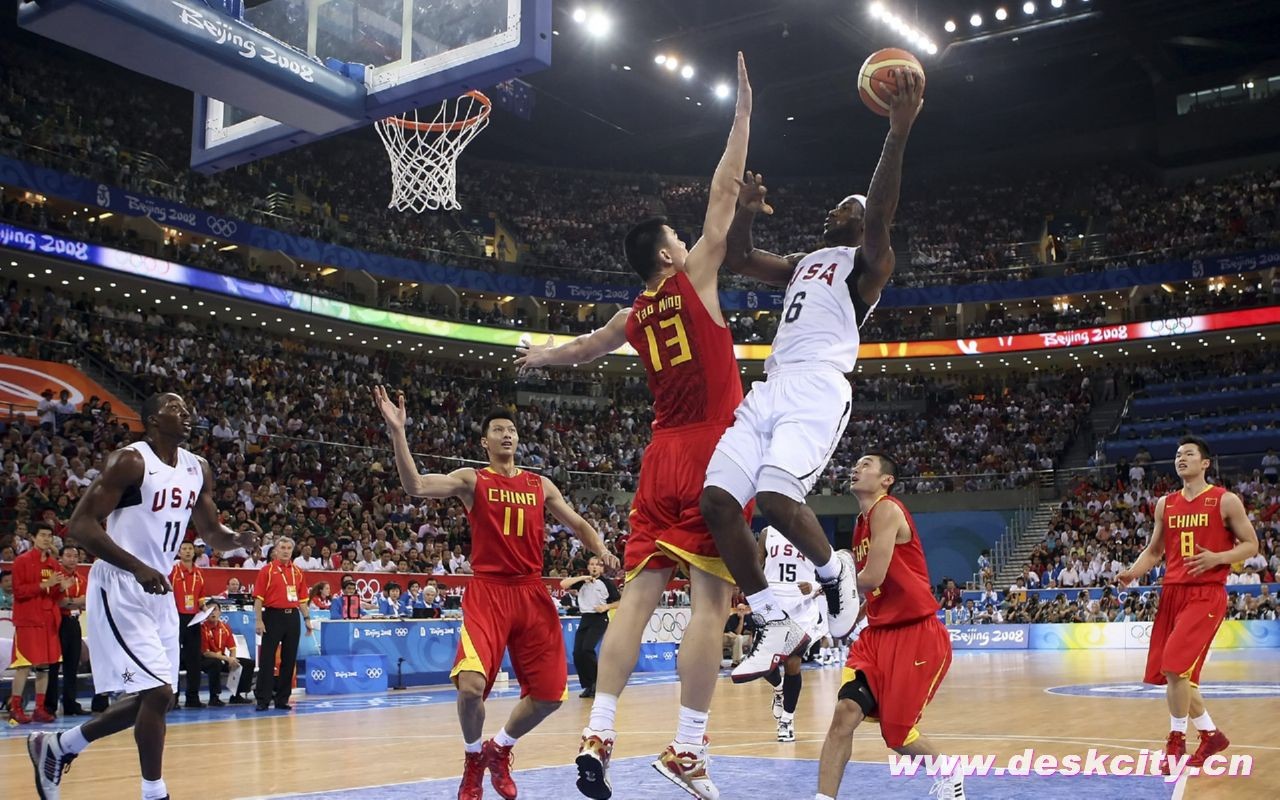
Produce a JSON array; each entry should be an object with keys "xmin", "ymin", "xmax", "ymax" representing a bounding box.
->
[
  {"xmin": 766, "ymin": 246, "xmax": 877, "ymax": 376},
  {"xmin": 626, "ymin": 271, "xmax": 743, "ymax": 431},
  {"xmin": 105, "ymin": 441, "xmax": 205, "ymax": 575}
]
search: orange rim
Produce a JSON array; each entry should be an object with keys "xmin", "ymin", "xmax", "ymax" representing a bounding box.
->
[{"xmin": 384, "ymin": 91, "xmax": 491, "ymax": 133}]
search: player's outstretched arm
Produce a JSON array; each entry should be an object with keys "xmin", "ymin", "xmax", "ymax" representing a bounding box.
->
[
  {"xmin": 855, "ymin": 499, "xmax": 904, "ymax": 593},
  {"xmin": 685, "ymin": 51, "xmax": 752, "ymax": 292},
  {"xmin": 513, "ymin": 309, "xmax": 630, "ymax": 373},
  {"xmin": 857, "ymin": 68, "xmax": 924, "ymax": 307},
  {"xmin": 723, "ymin": 172, "xmax": 804, "ymax": 288},
  {"xmin": 541, "ymin": 476, "xmax": 621, "ymax": 571},
  {"xmin": 1186, "ymin": 492, "xmax": 1260, "ymax": 577},
  {"xmin": 1117, "ymin": 496, "xmax": 1167, "ymax": 585},
  {"xmin": 192, "ymin": 457, "xmax": 255, "ymax": 553},
  {"xmin": 372, "ymin": 386, "xmax": 476, "ymax": 504},
  {"xmin": 67, "ymin": 448, "xmax": 172, "ymax": 594}
]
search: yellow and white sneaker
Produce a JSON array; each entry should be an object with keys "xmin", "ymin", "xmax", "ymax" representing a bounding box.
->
[{"xmin": 652, "ymin": 737, "xmax": 719, "ymax": 800}]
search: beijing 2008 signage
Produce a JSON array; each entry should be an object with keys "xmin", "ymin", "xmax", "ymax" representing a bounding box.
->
[{"xmin": 4, "ymin": 220, "xmax": 1279, "ymax": 362}]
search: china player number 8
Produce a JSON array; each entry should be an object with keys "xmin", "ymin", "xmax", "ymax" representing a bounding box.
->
[{"xmin": 1179, "ymin": 530, "xmax": 1195, "ymax": 558}]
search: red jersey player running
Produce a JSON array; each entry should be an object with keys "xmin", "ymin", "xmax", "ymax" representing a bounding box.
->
[
  {"xmin": 1117, "ymin": 435, "xmax": 1258, "ymax": 774},
  {"xmin": 373, "ymin": 388, "xmax": 618, "ymax": 800},
  {"xmin": 515, "ymin": 52, "xmax": 754, "ymax": 800},
  {"xmin": 817, "ymin": 453, "xmax": 964, "ymax": 800}
]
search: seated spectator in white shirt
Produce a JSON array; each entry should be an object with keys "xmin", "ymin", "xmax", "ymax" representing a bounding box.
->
[{"xmin": 293, "ymin": 544, "xmax": 325, "ymax": 570}]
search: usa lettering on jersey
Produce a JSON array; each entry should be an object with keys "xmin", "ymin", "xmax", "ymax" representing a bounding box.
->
[
  {"xmin": 766, "ymin": 246, "xmax": 875, "ymax": 375},
  {"xmin": 151, "ymin": 487, "xmax": 197, "ymax": 512}
]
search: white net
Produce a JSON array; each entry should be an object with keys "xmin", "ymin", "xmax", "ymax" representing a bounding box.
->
[{"xmin": 374, "ymin": 91, "xmax": 491, "ymax": 213}]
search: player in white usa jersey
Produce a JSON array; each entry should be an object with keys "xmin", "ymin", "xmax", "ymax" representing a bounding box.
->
[
  {"xmin": 758, "ymin": 526, "xmax": 841, "ymax": 742},
  {"xmin": 30, "ymin": 393, "xmax": 256, "ymax": 800},
  {"xmin": 700, "ymin": 67, "xmax": 925, "ymax": 685}
]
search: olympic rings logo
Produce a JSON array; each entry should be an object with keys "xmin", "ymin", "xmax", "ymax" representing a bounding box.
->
[
  {"xmin": 1149, "ymin": 317, "xmax": 1193, "ymax": 336},
  {"xmin": 354, "ymin": 579, "xmax": 380, "ymax": 601},
  {"xmin": 1128, "ymin": 624, "xmax": 1152, "ymax": 641},
  {"xmin": 394, "ymin": 627, "xmax": 408, "ymax": 637},
  {"xmin": 206, "ymin": 216, "xmax": 238, "ymax": 237},
  {"xmin": 310, "ymin": 669, "xmax": 327, "ymax": 681},
  {"xmin": 366, "ymin": 668, "xmax": 384, "ymax": 679}
]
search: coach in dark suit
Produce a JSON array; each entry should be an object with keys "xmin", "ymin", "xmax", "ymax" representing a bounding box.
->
[{"xmin": 560, "ymin": 556, "xmax": 620, "ymax": 698}]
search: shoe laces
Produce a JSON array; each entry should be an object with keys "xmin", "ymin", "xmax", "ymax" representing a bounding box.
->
[{"xmin": 928, "ymin": 775, "xmax": 960, "ymax": 799}]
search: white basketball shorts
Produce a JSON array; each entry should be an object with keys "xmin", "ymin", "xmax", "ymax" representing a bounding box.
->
[
  {"xmin": 704, "ymin": 365, "xmax": 853, "ymax": 506},
  {"xmin": 86, "ymin": 561, "xmax": 180, "ymax": 695}
]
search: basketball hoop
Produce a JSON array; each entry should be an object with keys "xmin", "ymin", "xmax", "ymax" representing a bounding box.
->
[{"xmin": 375, "ymin": 91, "xmax": 491, "ymax": 213}]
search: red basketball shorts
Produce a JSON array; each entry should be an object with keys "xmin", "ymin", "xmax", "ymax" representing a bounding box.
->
[
  {"xmin": 842, "ymin": 615, "xmax": 952, "ymax": 748},
  {"xmin": 451, "ymin": 577, "xmax": 567, "ymax": 702},
  {"xmin": 1144, "ymin": 583, "xmax": 1227, "ymax": 686},
  {"xmin": 9, "ymin": 620, "xmax": 61, "ymax": 668},
  {"xmin": 626, "ymin": 420, "xmax": 750, "ymax": 584}
]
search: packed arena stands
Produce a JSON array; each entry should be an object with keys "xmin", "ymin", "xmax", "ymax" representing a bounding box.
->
[
  {"xmin": 2, "ymin": 39, "xmax": 1278, "ymax": 294},
  {"xmin": 0, "ymin": 280, "xmax": 1105, "ymax": 578}
]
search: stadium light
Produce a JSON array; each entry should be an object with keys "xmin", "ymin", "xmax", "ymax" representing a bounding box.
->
[
  {"xmin": 944, "ymin": 19, "xmax": 957, "ymax": 32},
  {"xmin": 1023, "ymin": 1, "xmax": 1036, "ymax": 13},
  {"xmin": 654, "ymin": 54, "xmax": 667, "ymax": 65},
  {"xmin": 681, "ymin": 64, "xmax": 695, "ymax": 79},
  {"xmin": 995, "ymin": 7, "xmax": 1008, "ymax": 21},
  {"xmin": 665, "ymin": 57, "xmax": 679, "ymax": 72},
  {"xmin": 970, "ymin": 13, "xmax": 982, "ymax": 27},
  {"xmin": 868, "ymin": 3, "xmax": 940, "ymax": 57},
  {"xmin": 714, "ymin": 83, "xmax": 731, "ymax": 100},
  {"xmin": 584, "ymin": 10, "xmax": 611, "ymax": 37},
  {"xmin": 1050, "ymin": 0, "xmax": 1064, "ymax": 7},
  {"xmin": 571, "ymin": 8, "xmax": 586, "ymax": 23}
]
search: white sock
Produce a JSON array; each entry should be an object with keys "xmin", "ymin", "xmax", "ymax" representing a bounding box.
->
[
  {"xmin": 494, "ymin": 727, "xmax": 518, "ymax": 748},
  {"xmin": 816, "ymin": 794, "xmax": 836, "ymax": 800},
  {"xmin": 780, "ymin": 711, "xmax": 794, "ymax": 724},
  {"xmin": 589, "ymin": 692, "xmax": 619, "ymax": 732},
  {"xmin": 675, "ymin": 705, "xmax": 708, "ymax": 746},
  {"xmin": 1191, "ymin": 712, "xmax": 1216, "ymax": 731},
  {"xmin": 141, "ymin": 778, "xmax": 167, "ymax": 800},
  {"xmin": 814, "ymin": 553, "xmax": 840, "ymax": 582},
  {"xmin": 773, "ymin": 686, "xmax": 784, "ymax": 696},
  {"xmin": 746, "ymin": 588, "xmax": 786, "ymax": 622},
  {"xmin": 1170, "ymin": 715, "xmax": 1189, "ymax": 734},
  {"xmin": 59, "ymin": 726, "xmax": 89, "ymax": 755},
  {"xmin": 463, "ymin": 738, "xmax": 483, "ymax": 753}
]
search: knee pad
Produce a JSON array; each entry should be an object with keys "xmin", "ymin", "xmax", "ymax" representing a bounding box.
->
[{"xmin": 837, "ymin": 671, "xmax": 878, "ymax": 718}]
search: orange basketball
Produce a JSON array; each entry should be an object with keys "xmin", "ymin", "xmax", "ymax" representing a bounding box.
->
[{"xmin": 858, "ymin": 47, "xmax": 925, "ymax": 117}]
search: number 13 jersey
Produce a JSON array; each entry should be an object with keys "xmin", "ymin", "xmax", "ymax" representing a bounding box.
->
[
  {"xmin": 766, "ymin": 246, "xmax": 877, "ymax": 376},
  {"xmin": 626, "ymin": 271, "xmax": 742, "ymax": 431}
]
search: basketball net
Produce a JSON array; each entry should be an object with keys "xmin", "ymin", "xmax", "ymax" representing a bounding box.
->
[{"xmin": 375, "ymin": 91, "xmax": 491, "ymax": 213}]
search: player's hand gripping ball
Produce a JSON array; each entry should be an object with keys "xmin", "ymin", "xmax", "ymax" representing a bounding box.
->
[{"xmin": 858, "ymin": 47, "xmax": 925, "ymax": 116}]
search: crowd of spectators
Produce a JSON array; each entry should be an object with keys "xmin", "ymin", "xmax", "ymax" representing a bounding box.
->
[
  {"xmin": 0, "ymin": 278, "xmax": 1110, "ymax": 580},
  {"xmin": 961, "ymin": 470, "xmax": 1280, "ymax": 625},
  {"xmin": 1, "ymin": 37, "xmax": 1277, "ymax": 296}
]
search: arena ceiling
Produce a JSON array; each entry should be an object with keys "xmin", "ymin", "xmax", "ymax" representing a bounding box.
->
[{"xmin": 469, "ymin": 0, "xmax": 1280, "ymax": 175}]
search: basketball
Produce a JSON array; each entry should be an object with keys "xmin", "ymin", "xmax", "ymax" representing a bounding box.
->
[{"xmin": 858, "ymin": 47, "xmax": 925, "ymax": 116}]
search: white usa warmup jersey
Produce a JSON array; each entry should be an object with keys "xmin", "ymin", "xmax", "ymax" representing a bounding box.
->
[
  {"xmin": 765, "ymin": 246, "xmax": 878, "ymax": 375},
  {"xmin": 105, "ymin": 442, "xmax": 205, "ymax": 575},
  {"xmin": 764, "ymin": 526, "xmax": 816, "ymax": 588}
]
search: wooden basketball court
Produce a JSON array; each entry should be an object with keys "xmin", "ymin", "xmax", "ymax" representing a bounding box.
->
[{"xmin": 2, "ymin": 649, "xmax": 1274, "ymax": 799}]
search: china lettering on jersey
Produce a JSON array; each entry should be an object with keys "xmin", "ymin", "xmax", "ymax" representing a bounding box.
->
[{"xmin": 766, "ymin": 246, "xmax": 878, "ymax": 375}]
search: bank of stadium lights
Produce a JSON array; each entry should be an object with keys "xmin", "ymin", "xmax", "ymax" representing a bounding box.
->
[
  {"xmin": 570, "ymin": 7, "xmax": 611, "ymax": 38},
  {"xmin": 868, "ymin": 3, "xmax": 939, "ymax": 55}
]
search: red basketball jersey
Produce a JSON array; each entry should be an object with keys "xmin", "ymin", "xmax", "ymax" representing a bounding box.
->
[
  {"xmin": 852, "ymin": 495, "xmax": 939, "ymax": 627},
  {"xmin": 468, "ymin": 468, "xmax": 547, "ymax": 580},
  {"xmin": 625, "ymin": 271, "xmax": 742, "ymax": 430},
  {"xmin": 1162, "ymin": 485, "xmax": 1235, "ymax": 585}
]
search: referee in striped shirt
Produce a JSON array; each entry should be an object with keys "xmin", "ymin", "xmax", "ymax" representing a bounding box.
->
[{"xmin": 561, "ymin": 557, "xmax": 620, "ymax": 698}]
